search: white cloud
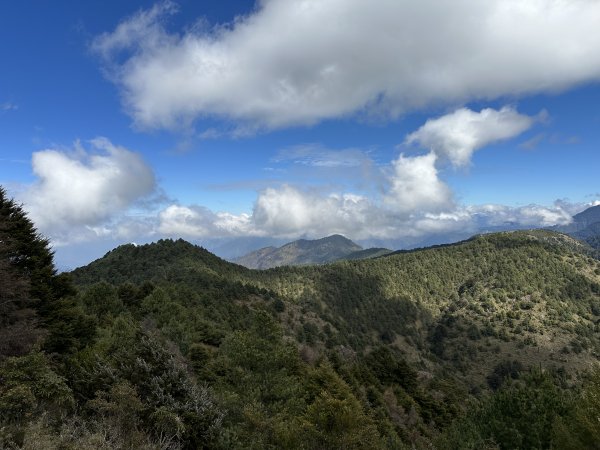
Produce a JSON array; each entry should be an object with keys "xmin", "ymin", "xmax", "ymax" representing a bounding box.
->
[
  {"xmin": 22, "ymin": 107, "xmax": 567, "ymax": 248},
  {"xmin": 158, "ymin": 204, "xmax": 253, "ymax": 238},
  {"xmin": 405, "ymin": 107, "xmax": 535, "ymax": 167},
  {"xmin": 21, "ymin": 138, "xmax": 156, "ymax": 237},
  {"xmin": 469, "ymin": 203, "xmax": 573, "ymax": 228},
  {"xmin": 198, "ymin": 128, "xmax": 223, "ymax": 140},
  {"xmin": 550, "ymin": 199, "xmax": 589, "ymax": 217},
  {"xmin": 91, "ymin": 1, "xmax": 177, "ymax": 61},
  {"xmin": 251, "ymin": 185, "xmax": 376, "ymax": 238},
  {"xmin": 245, "ymin": 186, "xmax": 576, "ymax": 240},
  {"xmin": 151, "ymin": 182, "xmax": 581, "ymax": 244},
  {"xmin": 10, "ymin": 107, "xmax": 592, "ymax": 259},
  {"xmin": 158, "ymin": 205, "xmax": 217, "ymax": 237},
  {"xmin": 384, "ymin": 152, "xmax": 453, "ymax": 213},
  {"xmin": 94, "ymin": 0, "xmax": 600, "ymax": 131}
]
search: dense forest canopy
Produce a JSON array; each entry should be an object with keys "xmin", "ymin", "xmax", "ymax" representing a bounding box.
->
[{"xmin": 2, "ymin": 186, "xmax": 600, "ymax": 449}]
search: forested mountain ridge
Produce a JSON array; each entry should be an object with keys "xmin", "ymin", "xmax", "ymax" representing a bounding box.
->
[
  {"xmin": 337, "ymin": 247, "xmax": 393, "ymax": 261},
  {"xmin": 74, "ymin": 230, "xmax": 600, "ymax": 386},
  {"xmin": 71, "ymin": 238, "xmax": 251, "ymax": 285},
  {"xmin": 4, "ymin": 180, "xmax": 600, "ymax": 449},
  {"xmin": 71, "ymin": 229, "xmax": 600, "ymax": 447}
]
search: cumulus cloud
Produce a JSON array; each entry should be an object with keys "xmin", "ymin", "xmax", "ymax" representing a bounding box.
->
[
  {"xmin": 93, "ymin": 0, "xmax": 600, "ymax": 130},
  {"xmin": 251, "ymin": 185, "xmax": 377, "ymax": 238},
  {"xmin": 385, "ymin": 152, "xmax": 453, "ymax": 213},
  {"xmin": 89, "ymin": 105, "xmax": 577, "ymax": 244},
  {"xmin": 15, "ymin": 109, "xmax": 584, "ymax": 254},
  {"xmin": 21, "ymin": 138, "xmax": 156, "ymax": 238},
  {"xmin": 158, "ymin": 204, "xmax": 253, "ymax": 238},
  {"xmin": 550, "ymin": 198, "xmax": 599, "ymax": 217},
  {"xmin": 249, "ymin": 185, "xmax": 479, "ymax": 241},
  {"xmin": 153, "ymin": 186, "xmax": 581, "ymax": 246},
  {"xmin": 246, "ymin": 187, "xmax": 578, "ymax": 239},
  {"xmin": 405, "ymin": 107, "xmax": 536, "ymax": 167},
  {"xmin": 158, "ymin": 205, "xmax": 218, "ymax": 236},
  {"xmin": 155, "ymin": 186, "xmax": 396, "ymax": 241},
  {"xmin": 470, "ymin": 203, "xmax": 573, "ymax": 228}
]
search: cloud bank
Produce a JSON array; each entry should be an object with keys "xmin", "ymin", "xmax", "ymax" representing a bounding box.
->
[
  {"xmin": 155, "ymin": 186, "xmax": 577, "ymax": 243},
  {"xmin": 18, "ymin": 107, "xmax": 540, "ymax": 248},
  {"xmin": 151, "ymin": 106, "xmax": 568, "ymax": 242},
  {"xmin": 94, "ymin": 0, "xmax": 600, "ymax": 130},
  {"xmin": 14, "ymin": 107, "xmax": 587, "ymax": 258}
]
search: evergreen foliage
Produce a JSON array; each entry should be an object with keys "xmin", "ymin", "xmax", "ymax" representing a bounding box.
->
[{"xmin": 3, "ymin": 185, "xmax": 600, "ymax": 448}]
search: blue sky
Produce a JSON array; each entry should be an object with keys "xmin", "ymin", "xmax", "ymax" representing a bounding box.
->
[{"xmin": 1, "ymin": 0, "xmax": 600, "ymax": 268}]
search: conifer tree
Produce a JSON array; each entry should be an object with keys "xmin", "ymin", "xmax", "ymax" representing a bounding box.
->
[
  {"xmin": 0, "ymin": 187, "xmax": 49, "ymax": 357},
  {"xmin": 0, "ymin": 186, "xmax": 88, "ymax": 356},
  {"xmin": 0, "ymin": 187, "xmax": 57, "ymax": 303}
]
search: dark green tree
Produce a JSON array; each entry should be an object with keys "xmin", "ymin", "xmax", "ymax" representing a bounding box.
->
[
  {"xmin": 0, "ymin": 187, "xmax": 51, "ymax": 358},
  {"xmin": 0, "ymin": 187, "xmax": 93, "ymax": 356},
  {"xmin": 0, "ymin": 187, "xmax": 58, "ymax": 305}
]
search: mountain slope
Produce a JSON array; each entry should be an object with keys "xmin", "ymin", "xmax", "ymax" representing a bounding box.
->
[
  {"xmin": 339, "ymin": 247, "xmax": 393, "ymax": 261},
  {"xmin": 260, "ymin": 231, "xmax": 600, "ymax": 376},
  {"xmin": 573, "ymin": 204, "xmax": 600, "ymax": 227},
  {"xmin": 7, "ymin": 188, "xmax": 600, "ymax": 448},
  {"xmin": 233, "ymin": 234, "xmax": 363, "ymax": 269},
  {"xmin": 74, "ymin": 230, "xmax": 600, "ymax": 380},
  {"xmin": 572, "ymin": 206, "xmax": 600, "ymax": 249},
  {"xmin": 555, "ymin": 204, "xmax": 600, "ymax": 249},
  {"xmin": 570, "ymin": 220, "xmax": 600, "ymax": 248},
  {"xmin": 69, "ymin": 230, "xmax": 600, "ymax": 448},
  {"xmin": 72, "ymin": 238, "xmax": 250, "ymax": 285}
]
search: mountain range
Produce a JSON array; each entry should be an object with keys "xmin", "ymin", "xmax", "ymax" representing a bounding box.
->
[
  {"xmin": 231, "ymin": 204, "xmax": 600, "ymax": 270},
  {"xmin": 4, "ymin": 185, "xmax": 600, "ymax": 449},
  {"xmin": 71, "ymin": 229, "xmax": 600, "ymax": 395},
  {"xmin": 67, "ymin": 229, "xmax": 600, "ymax": 448}
]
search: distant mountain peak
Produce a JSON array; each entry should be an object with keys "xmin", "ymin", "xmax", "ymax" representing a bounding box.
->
[
  {"xmin": 573, "ymin": 204, "xmax": 600, "ymax": 226},
  {"xmin": 71, "ymin": 238, "xmax": 239, "ymax": 285},
  {"xmin": 317, "ymin": 234, "xmax": 354, "ymax": 243},
  {"xmin": 553, "ymin": 204, "xmax": 600, "ymax": 250},
  {"xmin": 233, "ymin": 234, "xmax": 363, "ymax": 269}
]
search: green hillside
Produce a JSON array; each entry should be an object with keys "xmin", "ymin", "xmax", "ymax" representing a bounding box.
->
[
  {"xmin": 3, "ymin": 184, "xmax": 600, "ymax": 449},
  {"xmin": 69, "ymin": 229, "xmax": 600, "ymax": 448},
  {"xmin": 338, "ymin": 247, "xmax": 393, "ymax": 261},
  {"xmin": 554, "ymin": 204, "xmax": 600, "ymax": 250},
  {"xmin": 74, "ymin": 230, "xmax": 600, "ymax": 386}
]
